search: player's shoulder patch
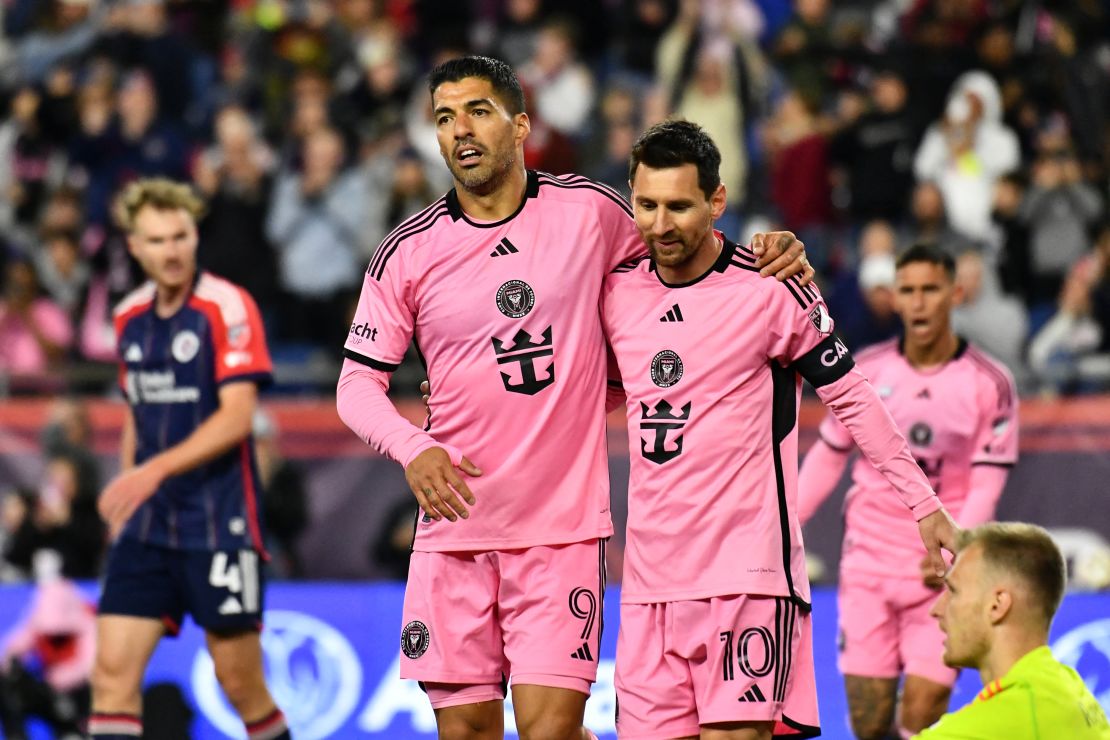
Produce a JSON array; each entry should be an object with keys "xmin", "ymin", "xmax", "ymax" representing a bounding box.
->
[
  {"xmin": 194, "ymin": 272, "xmax": 251, "ymax": 327},
  {"xmin": 976, "ymin": 678, "xmax": 1006, "ymax": 703},
  {"xmin": 534, "ymin": 171, "xmax": 634, "ymax": 219},
  {"xmin": 112, "ymin": 281, "xmax": 156, "ymax": 321},
  {"xmin": 367, "ymin": 194, "xmax": 451, "ymax": 281}
]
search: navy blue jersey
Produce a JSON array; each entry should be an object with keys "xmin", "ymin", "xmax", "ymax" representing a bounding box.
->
[{"xmin": 114, "ymin": 272, "xmax": 273, "ymax": 552}]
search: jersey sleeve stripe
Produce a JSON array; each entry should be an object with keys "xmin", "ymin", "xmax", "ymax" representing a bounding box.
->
[
  {"xmin": 791, "ymin": 276, "xmax": 818, "ymax": 302},
  {"xmin": 611, "ymin": 255, "xmax": 647, "ymax": 273},
  {"xmin": 965, "ymin": 346, "xmax": 1016, "ymax": 413},
  {"xmin": 733, "ymin": 246, "xmax": 758, "ymax": 264},
  {"xmin": 535, "ymin": 174, "xmax": 635, "ymax": 219},
  {"xmin": 343, "ymin": 348, "xmax": 401, "ymax": 372},
  {"xmin": 727, "ymin": 257, "xmax": 760, "ymax": 273},
  {"xmin": 368, "ymin": 197, "xmax": 449, "ymax": 279},
  {"xmin": 538, "ymin": 171, "xmax": 633, "ymax": 213},
  {"xmin": 112, "ymin": 281, "xmax": 156, "ymax": 319},
  {"xmin": 194, "ymin": 274, "xmax": 249, "ymax": 326},
  {"xmin": 781, "ymin": 278, "xmax": 809, "ymax": 309}
]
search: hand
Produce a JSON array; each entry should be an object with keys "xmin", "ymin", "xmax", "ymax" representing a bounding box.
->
[
  {"xmin": 98, "ymin": 462, "xmax": 166, "ymax": 539},
  {"xmin": 405, "ymin": 447, "xmax": 482, "ymax": 523},
  {"xmin": 420, "ymin": 380, "xmax": 430, "ymax": 410},
  {"xmin": 750, "ymin": 231, "xmax": 815, "ymax": 286},
  {"xmin": 920, "ymin": 553, "xmax": 945, "ymax": 590},
  {"xmin": 917, "ymin": 508, "xmax": 960, "ymax": 579}
]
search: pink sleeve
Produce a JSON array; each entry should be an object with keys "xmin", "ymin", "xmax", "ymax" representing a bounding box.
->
[
  {"xmin": 343, "ymin": 246, "xmax": 416, "ymax": 370},
  {"xmin": 336, "ymin": 359, "xmax": 462, "ymax": 469},
  {"xmin": 817, "ymin": 409, "xmax": 854, "ymax": 453},
  {"xmin": 797, "ymin": 438, "xmax": 851, "ymax": 524},
  {"xmin": 815, "ymin": 370, "xmax": 942, "ymax": 520},
  {"xmin": 970, "ymin": 364, "xmax": 1019, "ymax": 467},
  {"xmin": 598, "ymin": 193, "xmax": 646, "ymax": 271},
  {"xmin": 956, "ymin": 464, "xmax": 1010, "ymax": 528}
]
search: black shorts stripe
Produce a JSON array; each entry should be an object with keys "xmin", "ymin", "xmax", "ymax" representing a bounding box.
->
[
  {"xmin": 773, "ymin": 598, "xmax": 784, "ymax": 700},
  {"xmin": 369, "ymin": 201, "xmax": 449, "ymax": 280},
  {"xmin": 598, "ymin": 539, "xmax": 606, "ymax": 658},
  {"xmin": 342, "ymin": 348, "xmax": 401, "ymax": 372},
  {"xmin": 536, "ymin": 175, "xmax": 635, "ymax": 219}
]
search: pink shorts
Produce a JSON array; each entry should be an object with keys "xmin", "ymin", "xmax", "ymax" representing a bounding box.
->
[
  {"xmin": 400, "ymin": 539, "xmax": 606, "ymax": 708},
  {"xmin": 837, "ymin": 571, "xmax": 957, "ymax": 687},
  {"xmin": 615, "ymin": 595, "xmax": 820, "ymax": 740}
]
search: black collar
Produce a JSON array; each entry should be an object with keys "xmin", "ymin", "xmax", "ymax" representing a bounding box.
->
[
  {"xmin": 898, "ymin": 335, "xmax": 968, "ymax": 360},
  {"xmin": 445, "ymin": 170, "xmax": 540, "ymax": 227},
  {"xmin": 651, "ymin": 231, "xmax": 735, "ymax": 288}
]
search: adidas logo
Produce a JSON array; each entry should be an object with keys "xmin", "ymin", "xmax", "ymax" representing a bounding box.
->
[
  {"xmin": 916, "ymin": 388, "xmax": 931, "ymax": 399},
  {"xmin": 125, "ymin": 344, "xmax": 143, "ymax": 362},
  {"xmin": 217, "ymin": 596, "xmax": 243, "ymax": 615},
  {"xmin": 659, "ymin": 304, "xmax": 684, "ymax": 322},
  {"xmin": 490, "ymin": 238, "xmax": 520, "ymax": 257},
  {"xmin": 570, "ymin": 642, "xmax": 594, "ymax": 661},
  {"xmin": 737, "ymin": 684, "xmax": 766, "ymax": 703}
]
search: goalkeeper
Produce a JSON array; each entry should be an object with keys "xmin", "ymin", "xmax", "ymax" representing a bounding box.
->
[{"xmin": 918, "ymin": 522, "xmax": 1110, "ymax": 738}]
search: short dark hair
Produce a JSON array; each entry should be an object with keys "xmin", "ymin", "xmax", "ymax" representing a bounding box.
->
[
  {"xmin": 428, "ymin": 56, "xmax": 526, "ymax": 115},
  {"xmin": 959, "ymin": 523, "xmax": 1067, "ymax": 628},
  {"xmin": 895, "ymin": 243, "xmax": 956, "ymax": 280},
  {"xmin": 629, "ymin": 119, "xmax": 722, "ymax": 199}
]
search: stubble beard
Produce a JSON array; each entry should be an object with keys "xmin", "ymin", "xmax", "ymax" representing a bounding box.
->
[{"xmin": 451, "ymin": 150, "xmax": 516, "ymax": 197}]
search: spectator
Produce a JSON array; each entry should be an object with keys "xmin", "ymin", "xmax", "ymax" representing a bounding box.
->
[
  {"xmin": 39, "ymin": 398, "xmax": 101, "ymax": 496},
  {"xmin": 0, "ymin": 552, "xmax": 95, "ymax": 740},
  {"xmin": 907, "ymin": 180, "xmax": 971, "ymax": 255},
  {"xmin": 3, "ymin": 452, "xmax": 104, "ymax": 580},
  {"xmin": 33, "ymin": 229, "xmax": 89, "ymax": 322},
  {"xmin": 990, "ymin": 173, "xmax": 1032, "ymax": 301},
  {"xmin": 491, "ymin": 0, "xmax": 546, "ymax": 68},
  {"xmin": 519, "ymin": 18, "xmax": 596, "ymax": 137},
  {"xmin": 582, "ymin": 86, "xmax": 640, "ymax": 196},
  {"xmin": 194, "ymin": 104, "xmax": 279, "ymax": 309},
  {"xmin": 613, "ymin": 0, "xmax": 676, "ymax": 80},
  {"xmin": 12, "ymin": 0, "xmax": 100, "ymax": 87},
  {"xmin": 266, "ymin": 126, "xmax": 368, "ymax": 347},
  {"xmin": 830, "ymin": 65, "xmax": 916, "ymax": 224},
  {"xmin": 951, "ymin": 250, "xmax": 1029, "ymax": 380},
  {"xmin": 1028, "ymin": 229, "xmax": 1110, "ymax": 395},
  {"xmin": 827, "ymin": 219, "xmax": 902, "ymax": 350},
  {"xmin": 770, "ymin": 0, "xmax": 834, "ymax": 103},
  {"xmin": 0, "ymin": 259, "xmax": 73, "ymax": 383},
  {"xmin": 914, "ymin": 70, "xmax": 1021, "ymax": 243},
  {"xmin": 1019, "ymin": 132, "xmax": 1103, "ymax": 313},
  {"xmin": 0, "ymin": 86, "xmax": 64, "ymax": 243},
  {"xmin": 766, "ymin": 88, "xmax": 833, "ymax": 268}
]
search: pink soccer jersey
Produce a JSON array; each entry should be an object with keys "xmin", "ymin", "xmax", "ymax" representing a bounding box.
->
[
  {"xmin": 338, "ymin": 171, "xmax": 644, "ymax": 552},
  {"xmin": 601, "ymin": 235, "xmax": 939, "ymax": 605},
  {"xmin": 815, "ymin": 339, "xmax": 1018, "ymax": 576}
]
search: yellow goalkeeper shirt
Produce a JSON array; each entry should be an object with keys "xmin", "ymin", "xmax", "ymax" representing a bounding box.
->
[{"xmin": 915, "ymin": 646, "xmax": 1109, "ymax": 739}]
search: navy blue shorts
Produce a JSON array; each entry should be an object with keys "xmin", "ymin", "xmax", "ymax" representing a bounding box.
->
[{"xmin": 98, "ymin": 538, "xmax": 265, "ymax": 636}]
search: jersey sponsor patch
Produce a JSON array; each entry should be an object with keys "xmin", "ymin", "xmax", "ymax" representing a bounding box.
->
[
  {"xmin": 650, "ymin": 349, "xmax": 684, "ymax": 388},
  {"xmin": 401, "ymin": 620, "xmax": 430, "ymax": 659},
  {"xmin": 495, "ymin": 279, "xmax": 535, "ymax": 319},
  {"xmin": 227, "ymin": 323, "xmax": 251, "ymax": 349}
]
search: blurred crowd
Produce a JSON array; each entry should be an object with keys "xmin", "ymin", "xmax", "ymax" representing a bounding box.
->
[{"xmin": 0, "ymin": 0, "xmax": 1108, "ymax": 398}]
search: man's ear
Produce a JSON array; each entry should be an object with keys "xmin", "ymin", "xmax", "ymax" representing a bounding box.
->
[
  {"xmin": 710, "ymin": 183, "xmax": 727, "ymax": 221},
  {"xmin": 514, "ymin": 112, "xmax": 531, "ymax": 144},
  {"xmin": 987, "ymin": 587, "xmax": 1013, "ymax": 626}
]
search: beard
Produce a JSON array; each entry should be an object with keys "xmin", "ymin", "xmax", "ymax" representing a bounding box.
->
[{"xmin": 448, "ymin": 149, "xmax": 516, "ymax": 197}]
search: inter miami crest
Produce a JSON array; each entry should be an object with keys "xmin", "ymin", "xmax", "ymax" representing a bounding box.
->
[
  {"xmin": 401, "ymin": 620, "xmax": 430, "ymax": 659},
  {"xmin": 909, "ymin": 422, "xmax": 933, "ymax": 446},
  {"xmin": 650, "ymin": 350, "xmax": 684, "ymax": 388},
  {"xmin": 495, "ymin": 279, "xmax": 535, "ymax": 318}
]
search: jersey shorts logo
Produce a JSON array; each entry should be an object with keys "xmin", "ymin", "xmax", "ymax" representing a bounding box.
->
[
  {"xmin": 495, "ymin": 279, "xmax": 535, "ymax": 319},
  {"xmin": 650, "ymin": 350, "xmax": 684, "ymax": 388},
  {"xmin": 401, "ymin": 620, "xmax": 430, "ymax": 659},
  {"xmin": 172, "ymin": 330, "xmax": 201, "ymax": 363}
]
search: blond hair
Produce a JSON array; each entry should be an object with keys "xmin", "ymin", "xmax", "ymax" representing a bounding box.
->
[
  {"xmin": 113, "ymin": 178, "xmax": 205, "ymax": 231},
  {"xmin": 959, "ymin": 522, "xmax": 1066, "ymax": 627}
]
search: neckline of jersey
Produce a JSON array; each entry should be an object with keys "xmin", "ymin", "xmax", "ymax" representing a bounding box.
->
[
  {"xmin": 445, "ymin": 170, "xmax": 540, "ymax": 228},
  {"xmin": 650, "ymin": 231, "xmax": 734, "ymax": 289},
  {"xmin": 897, "ymin": 335, "xmax": 969, "ymax": 370},
  {"xmin": 150, "ymin": 270, "xmax": 202, "ymax": 322}
]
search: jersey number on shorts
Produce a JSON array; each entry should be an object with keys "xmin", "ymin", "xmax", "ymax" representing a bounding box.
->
[
  {"xmin": 209, "ymin": 551, "xmax": 260, "ymax": 614},
  {"xmin": 568, "ymin": 587, "xmax": 598, "ymax": 662}
]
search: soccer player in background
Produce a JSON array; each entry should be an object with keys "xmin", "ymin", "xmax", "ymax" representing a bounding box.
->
[
  {"xmin": 917, "ymin": 523, "xmax": 1110, "ymax": 739},
  {"xmin": 92, "ymin": 179, "xmax": 289, "ymax": 740},
  {"xmin": 797, "ymin": 244, "xmax": 1018, "ymax": 738},
  {"xmin": 336, "ymin": 56, "xmax": 812, "ymax": 739},
  {"xmin": 601, "ymin": 120, "xmax": 958, "ymax": 740}
]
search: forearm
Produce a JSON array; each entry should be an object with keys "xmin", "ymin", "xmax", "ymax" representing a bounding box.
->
[
  {"xmin": 816, "ymin": 370, "xmax": 941, "ymax": 519},
  {"xmin": 797, "ymin": 438, "xmax": 850, "ymax": 524},
  {"xmin": 119, "ymin": 412, "xmax": 136, "ymax": 472},
  {"xmin": 143, "ymin": 390, "xmax": 254, "ymax": 479},
  {"xmin": 956, "ymin": 465, "xmax": 1010, "ymax": 527},
  {"xmin": 336, "ymin": 359, "xmax": 445, "ymax": 468}
]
